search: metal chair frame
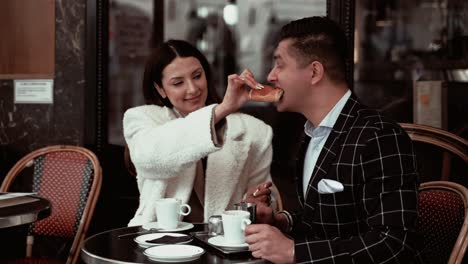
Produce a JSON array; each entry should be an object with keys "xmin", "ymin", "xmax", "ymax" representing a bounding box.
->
[{"xmin": 400, "ymin": 123, "xmax": 467, "ymax": 181}]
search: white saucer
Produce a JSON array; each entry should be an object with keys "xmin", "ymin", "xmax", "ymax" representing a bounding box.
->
[
  {"xmin": 142, "ymin": 221, "xmax": 194, "ymax": 232},
  {"xmin": 207, "ymin": 236, "xmax": 249, "ymax": 249},
  {"xmin": 143, "ymin": 244, "xmax": 204, "ymax": 262},
  {"xmin": 134, "ymin": 233, "xmax": 192, "ymax": 248}
]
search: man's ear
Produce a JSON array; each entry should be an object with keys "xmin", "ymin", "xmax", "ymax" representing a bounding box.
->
[
  {"xmin": 308, "ymin": 61, "xmax": 324, "ymax": 85},
  {"xmin": 154, "ymin": 82, "xmax": 167, "ymax": 98}
]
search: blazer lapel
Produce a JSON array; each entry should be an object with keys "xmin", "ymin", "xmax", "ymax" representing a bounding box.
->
[
  {"xmin": 295, "ymin": 132, "xmax": 310, "ymax": 207},
  {"xmin": 303, "ymin": 94, "xmax": 360, "ymax": 209}
]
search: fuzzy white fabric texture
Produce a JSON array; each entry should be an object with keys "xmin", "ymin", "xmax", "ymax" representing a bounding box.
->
[{"xmin": 123, "ymin": 104, "xmax": 273, "ymax": 226}]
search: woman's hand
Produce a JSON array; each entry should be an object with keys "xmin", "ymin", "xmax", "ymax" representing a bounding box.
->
[
  {"xmin": 215, "ymin": 69, "xmax": 261, "ymax": 121},
  {"xmin": 239, "ymin": 68, "xmax": 263, "ymax": 90}
]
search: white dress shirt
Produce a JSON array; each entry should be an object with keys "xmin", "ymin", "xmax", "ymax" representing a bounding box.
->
[{"xmin": 303, "ymin": 90, "xmax": 351, "ymax": 198}]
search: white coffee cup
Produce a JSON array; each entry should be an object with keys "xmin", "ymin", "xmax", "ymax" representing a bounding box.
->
[
  {"xmin": 221, "ymin": 210, "xmax": 251, "ymax": 245},
  {"xmin": 155, "ymin": 198, "xmax": 191, "ymax": 229}
]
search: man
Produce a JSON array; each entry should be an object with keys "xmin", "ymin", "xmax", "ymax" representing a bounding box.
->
[{"xmin": 244, "ymin": 16, "xmax": 424, "ymax": 264}]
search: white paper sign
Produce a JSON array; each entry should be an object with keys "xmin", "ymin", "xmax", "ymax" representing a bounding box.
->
[
  {"xmin": 14, "ymin": 79, "xmax": 54, "ymax": 104},
  {"xmin": 413, "ymin": 81, "xmax": 447, "ymax": 129}
]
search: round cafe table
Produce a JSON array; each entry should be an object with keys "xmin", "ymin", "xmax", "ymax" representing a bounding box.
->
[
  {"xmin": 81, "ymin": 224, "xmax": 267, "ymax": 264},
  {"xmin": 0, "ymin": 194, "xmax": 51, "ymax": 259},
  {"xmin": 0, "ymin": 194, "xmax": 51, "ymax": 229}
]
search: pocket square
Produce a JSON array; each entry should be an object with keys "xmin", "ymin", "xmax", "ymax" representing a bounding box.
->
[{"xmin": 317, "ymin": 179, "xmax": 344, "ymax": 194}]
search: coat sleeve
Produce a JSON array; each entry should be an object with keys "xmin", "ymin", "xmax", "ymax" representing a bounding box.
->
[
  {"xmin": 294, "ymin": 124, "xmax": 421, "ymax": 264},
  {"xmin": 123, "ymin": 104, "xmax": 221, "ymax": 180}
]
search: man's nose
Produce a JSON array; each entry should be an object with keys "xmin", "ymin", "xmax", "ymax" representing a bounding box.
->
[{"xmin": 267, "ymin": 68, "xmax": 277, "ymax": 83}]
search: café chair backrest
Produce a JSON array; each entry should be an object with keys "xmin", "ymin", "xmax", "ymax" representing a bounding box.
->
[
  {"xmin": 124, "ymin": 144, "xmax": 284, "ymax": 211},
  {"xmin": 417, "ymin": 181, "xmax": 468, "ymax": 264},
  {"xmin": 1, "ymin": 145, "xmax": 102, "ymax": 264},
  {"xmin": 400, "ymin": 123, "xmax": 468, "ymax": 183}
]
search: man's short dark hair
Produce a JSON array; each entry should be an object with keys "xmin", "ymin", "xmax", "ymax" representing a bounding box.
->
[{"xmin": 280, "ymin": 16, "xmax": 347, "ymax": 83}]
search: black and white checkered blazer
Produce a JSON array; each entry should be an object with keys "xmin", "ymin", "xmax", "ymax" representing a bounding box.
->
[{"xmin": 290, "ymin": 94, "xmax": 424, "ymax": 263}]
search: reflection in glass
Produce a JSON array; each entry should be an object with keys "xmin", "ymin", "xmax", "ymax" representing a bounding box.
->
[
  {"xmin": 108, "ymin": 0, "xmax": 154, "ymax": 145},
  {"xmin": 354, "ymin": 0, "xmax": 468, "ymax": 131}
]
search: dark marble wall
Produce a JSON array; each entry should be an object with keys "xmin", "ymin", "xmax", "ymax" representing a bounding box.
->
[{"xmin": 0, "ymin": 0, "xmax": 86, "ymax": 181}]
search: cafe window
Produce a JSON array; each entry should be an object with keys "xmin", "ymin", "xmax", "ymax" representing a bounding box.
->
[{"xmin": 354, "ymin": 0, "xmax": 468, "ymax": 133}]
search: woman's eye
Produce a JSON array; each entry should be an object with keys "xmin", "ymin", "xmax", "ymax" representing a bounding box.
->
[
  {"xmin": 194, "ymin": 74, "xmax": 201, "ymax": 79},
  {"xmin": 173, "ymin": 82, "xmax": 183, "ymax": 86}
]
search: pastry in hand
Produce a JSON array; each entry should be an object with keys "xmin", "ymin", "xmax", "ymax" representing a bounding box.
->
[{"xmin": 249, "ymin": 84, "xmax": 284, "ymax": 102}]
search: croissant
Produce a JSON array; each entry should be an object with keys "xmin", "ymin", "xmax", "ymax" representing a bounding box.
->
[{"xmin": 249, "ymin": 85, "xmax": 284, "ymax": 102}]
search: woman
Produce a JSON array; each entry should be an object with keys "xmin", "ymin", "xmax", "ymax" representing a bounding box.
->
[{"xmin": 124, "ymin": 39, "xmax": 274, "ymax": 226}]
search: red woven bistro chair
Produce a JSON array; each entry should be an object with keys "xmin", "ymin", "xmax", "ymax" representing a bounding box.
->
[
  {"xmin": 1, "ymin": 145, "xmax": 102, "ymax": 264},
  {"xmin": 417, "ymin": 181, "xmax": 468, "ymax": 264}
]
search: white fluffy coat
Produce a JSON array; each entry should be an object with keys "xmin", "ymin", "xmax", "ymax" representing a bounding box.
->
[{"xmin": 123, "ymin": 104, "xmax": 273, "ymax": 226}]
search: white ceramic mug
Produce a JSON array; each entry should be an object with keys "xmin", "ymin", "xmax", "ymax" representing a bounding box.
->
[
  {"xmin": 221, "ymin": 210, "xmax": 251, "ymax": 245},
  {"xmin": 155, "ymin": 198, "xmax": 191, "ymax": 229},
  {"xmin": 234, "ymin": 202, "xmax": 257, "ymax": 223}
]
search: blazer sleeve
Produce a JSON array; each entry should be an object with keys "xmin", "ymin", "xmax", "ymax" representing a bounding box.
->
[
  {"xmin": 294, "ymin": 124, "xmax": 421, "ymax": 264},
  {"xmin": 123, "ymin": 104, "xmax": 221, "ymax": 180}
]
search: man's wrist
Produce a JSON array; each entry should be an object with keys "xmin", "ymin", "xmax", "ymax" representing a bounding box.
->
[{"xmin": 275, "ymin": 210, "xmax": 293, "ymax": 233}]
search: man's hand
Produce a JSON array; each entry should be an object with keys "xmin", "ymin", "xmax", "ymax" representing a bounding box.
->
[
  {"xmin": 245, "ymin": 224, "xmax": 295, "ymax": 264},
  {"xmin": 243, "ymin": 181, "xmax": 275, "ymax": 224},
  {"xmin": 244, "ymin": 181, "xmax": 272, "ymax": 206},
  {"xmin": 242, "ymin": 198, "xmax": 274, "ymax": 225}
]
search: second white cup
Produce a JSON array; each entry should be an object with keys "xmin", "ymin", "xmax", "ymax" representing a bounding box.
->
[
  {"xmin": 155, "ymin": 198, "xmax": 191, "ymax": 229},
  {"xmin": 221, "ymin": 210, "xmax": 251, "ymax": 245}
]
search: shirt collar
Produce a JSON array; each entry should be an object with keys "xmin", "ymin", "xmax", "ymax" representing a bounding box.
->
[{"xmin": 304, "ymin": 89, "xmax": 351, "ymax": 137}]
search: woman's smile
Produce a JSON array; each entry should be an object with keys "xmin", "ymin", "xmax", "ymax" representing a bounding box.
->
[{"xmin": 184, "ymin": 94, "xmax": 201, "ymax": 103}]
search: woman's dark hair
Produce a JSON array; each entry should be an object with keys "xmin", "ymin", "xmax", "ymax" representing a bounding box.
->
[{"xmin": 142, "ymin": 39, "xmax": 220, "ymax": 106}]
